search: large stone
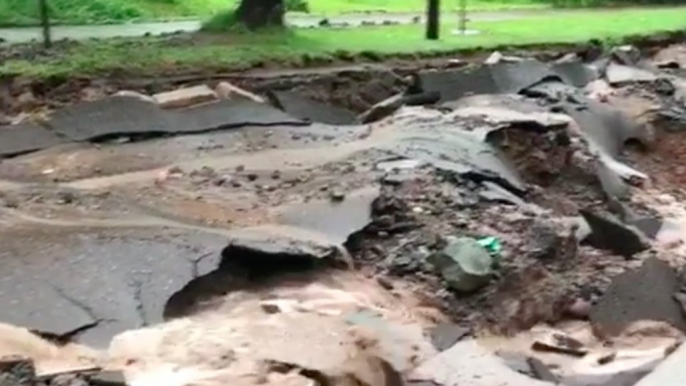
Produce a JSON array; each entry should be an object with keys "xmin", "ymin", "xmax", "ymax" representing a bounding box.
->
[
  {"xmin": 428, "ymin": 237, "xmax": 493, "ymax": 293},
  {"xmin": 590, "ymin": 258, "xmax": 686, "ymax": 338},
  {"xmin": 580, "ymin": 209, "xmax": 650, "ymax": 258},
  {"xmin": 153, "ymin": 85, "xmax": 218, "ymax": 109}
]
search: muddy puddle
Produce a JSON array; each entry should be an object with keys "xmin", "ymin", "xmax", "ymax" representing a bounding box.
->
[{"xmin": 4, "ymin": 39, "xmax": 686, "ymax": 386}]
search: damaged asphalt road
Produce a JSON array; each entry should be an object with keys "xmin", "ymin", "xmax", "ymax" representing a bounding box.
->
[{"xmin": 3, "ymin": 38, "xmax": 686, "ymax": 386}]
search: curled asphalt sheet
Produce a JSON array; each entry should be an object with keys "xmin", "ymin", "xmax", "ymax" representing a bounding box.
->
[
  {"xmin": 381, "ymin": 107, "xmax": 526, "ymax": 193},
  {"xmin": 379, "ymin": 102, "xmax": 571, "ymax": 194},
  {"xmin": 522, "ymin": 78, "xmax": 648, "ymax": 199},
  {"xmin": 420, "ymin": 60, "xmax": 598, "ymax": 103},
  {"xmin": 50, "ymin": 96, "xmax": 306, "ymax": 142},
  {"xmin": 0, "ymin": 122, "xmax": 65, "ymax": 158},
  {"xmin": 561, "ymin": 96, "xmax": 646, "ymax": 158},
  {"xmin": 267, "ymin": 90, "xmax": 357, "ymax": 125}
]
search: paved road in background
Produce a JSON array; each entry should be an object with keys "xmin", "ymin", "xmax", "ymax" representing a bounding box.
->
[{"xmin": 0, "ymin": 10, "xmax": 542, "ymax": 44}]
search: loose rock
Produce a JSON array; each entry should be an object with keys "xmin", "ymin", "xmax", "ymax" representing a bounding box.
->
[
  {"xmin": 428, "ymin": 237, "xmax": 493, "ymax": 293},
  {"xmin": 580, "ymin": 209, "xmax": 650, "ymax": 258}
]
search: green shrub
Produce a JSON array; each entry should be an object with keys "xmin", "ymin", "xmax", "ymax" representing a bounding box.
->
[{"xmin": 201, "ymin": 9, "xmax": 241, "ymax": 32}]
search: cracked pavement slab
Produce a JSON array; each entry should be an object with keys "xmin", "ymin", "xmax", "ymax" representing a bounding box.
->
[{"xmin": 0, "ymin": 226, "xmax": 227, "ymax": 347}]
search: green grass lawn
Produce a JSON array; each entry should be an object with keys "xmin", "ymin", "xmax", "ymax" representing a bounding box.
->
[
  {"xmin": 0, "ymin": 0, "xmax": 544, "ymax": 26},
  {"xmin": 2, "ymin": 7, "xmax": 685, "ymax": 79}
]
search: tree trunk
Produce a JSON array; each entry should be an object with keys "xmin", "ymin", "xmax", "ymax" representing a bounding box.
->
[
  {"xmin": 38, "ymin": 0, "xmax": 52, "ymax": 48},
  {"xmin": 235, "ymin": 0, "xmax": 284, "ymax": 30},
  {"xmin": 426, "ymin": 0, "xmax": 440, "ymax": 40}
]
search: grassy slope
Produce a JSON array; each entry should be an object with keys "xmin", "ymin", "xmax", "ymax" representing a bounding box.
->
[
  {"xmin": 0, "ymin": 0, "xmax": 543, "ymax": 26},
  {"xmin": 3, "ymin": 7, "xmax": 686, "ymax": 78},
  {"xmin": 0, "ymin": 0, "xmax": 228, "ymax": 26}
]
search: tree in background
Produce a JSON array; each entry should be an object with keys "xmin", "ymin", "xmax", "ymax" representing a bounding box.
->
[{"xmin": 235, "ymin": 0, "xmax": 285, "ymax": 29}]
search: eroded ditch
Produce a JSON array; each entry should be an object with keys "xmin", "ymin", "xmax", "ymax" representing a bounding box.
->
[{"xmin": 2, "ymin": 37, "xmax": 686, "ymax": 386}]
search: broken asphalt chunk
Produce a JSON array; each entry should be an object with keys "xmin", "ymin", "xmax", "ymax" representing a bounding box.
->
[
  {"xmin": 419, "ymin": 61, "xmax": 555, "ymax": 103},
  {"xmin": 608, "ymin": 199, "xmax": 663, "ymax": 240},
  {"xmin": 580, "ymin": 209, "xmax": 650, "ymax": 258},
  {"xmin": 0, "ymin": 123, "xmax": 64, "ymax": 159},
  {"xmin": 428, "ymin": 237, "xmax": 493, "ymax": 293},
  {"xmin": 590, "ymin": 258, "xmax": 686, "ymax": 338},
  {"xmin": 358, "ymin": 92, "xmax": 440, "ymax": 124},
  {"xmin": 50, "ymin": 96, "xmax": 305, "ymax": 143},
  {"xmin": 278, "ymin": 187, "xmax": 378, "ymax": 245},
  {"xmin": 532, "ymin": 330, "xmax": 588, "ymax": 357},
  {"xmin": 267, "ymin": 90, "xmax": 357, "ymax": 125},
  {"xmin": 222, "ymin": 225, "xmax": 346, "ymax": 273},
  {"xmin": 429, "ymin": 323, "xmax": 470, "ymax": 352},
  {"xmin": 606, "ymin": 63, "xmax": 657, "ymax": 85},
  {"xmin": 0, "ymin": 228, "xmax": 227, "ymax": 347},
  {"xmin": 527, "ymin": 357, "xmax": 559, "ymax": 383}
]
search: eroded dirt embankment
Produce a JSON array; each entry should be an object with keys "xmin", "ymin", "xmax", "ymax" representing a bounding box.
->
[{"xmin": 3, "ymin": 35, "xmax": 686, "ymax": 386}]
